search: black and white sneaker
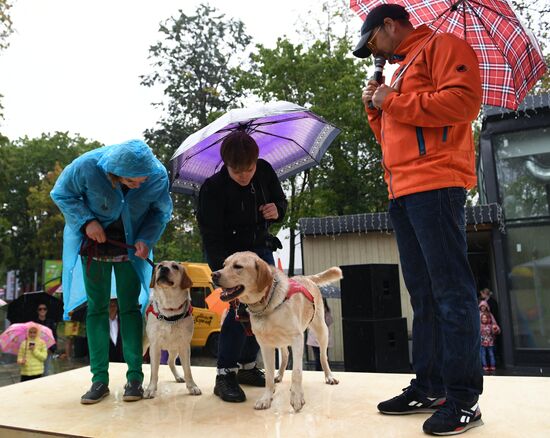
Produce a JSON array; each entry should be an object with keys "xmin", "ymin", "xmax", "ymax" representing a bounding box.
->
[
  {"xmin": 378, "ymin": 386, "xmax": 446, "ymax": 415},
  {"xmin": 423, "ymin": 401, "xmax": 483, "ymax": 435},
  {"xmin": 81, "ymin": 382, "xmax": 110, "ymax": 404}
]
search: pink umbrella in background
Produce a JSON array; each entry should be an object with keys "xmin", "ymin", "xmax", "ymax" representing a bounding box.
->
[
  {"xmin": 0, "ymin": 322, "xmax": 56, "ymax": 355},
  {"xmin": 349, "ymin": 0, "xmax": 548, "ymax": 110}
]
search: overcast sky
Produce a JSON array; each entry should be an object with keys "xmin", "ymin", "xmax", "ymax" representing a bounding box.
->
[
  {"xmin": 0, "ymin": 0, "xmax": 345, "ymax": 144},
  {"xmin": 0, "ymin": 1, "xmax": 367, "ymax": 269}
]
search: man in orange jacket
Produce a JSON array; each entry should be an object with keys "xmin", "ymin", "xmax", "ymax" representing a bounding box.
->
[{"xmin": 354, "ymin": 4, "xmax": 483, "ymax": 436}]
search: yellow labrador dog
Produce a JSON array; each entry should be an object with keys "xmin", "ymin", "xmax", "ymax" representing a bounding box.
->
[
  {"xmin": 212, "ymin": 251, "xmax": 341, "ymax": 412},
  {"xmin": 143, "ymin": 261, "xmax": 201, "ymax": 398}
]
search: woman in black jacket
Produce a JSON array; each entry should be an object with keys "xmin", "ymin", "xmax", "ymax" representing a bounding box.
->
[{"xmin": 197, "ymin": 130, "xmax": 287, "ymax": 403}]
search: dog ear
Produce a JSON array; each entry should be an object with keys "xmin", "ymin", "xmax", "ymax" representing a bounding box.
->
[
  {"xmin": 149, "ymin": 265, "xmax": 157, "ymax": 288},
  {"xmin": 180, "ymin": 266, "xmax": 193, "ymax": 290},
  {"xmin": 256, "ymin": 258, "xmax": 273, "ymax": 293}
]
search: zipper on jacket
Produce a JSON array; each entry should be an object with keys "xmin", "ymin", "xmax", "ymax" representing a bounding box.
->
[
  {"xmin": 416, "ymin": 127, "xmax": 426, "ymax": 155},
  {"xmin": 381, "ymin": 155, "xmax": 396, "ymax": 200},
  {"xmin": 442, "ymin": 126, "xmax": 449, "ymax": 142}
]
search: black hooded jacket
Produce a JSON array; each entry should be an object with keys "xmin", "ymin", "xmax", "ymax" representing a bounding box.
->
[{"xmin": 197, "ymin": 159, "xmax": 287, "ymax": 271}]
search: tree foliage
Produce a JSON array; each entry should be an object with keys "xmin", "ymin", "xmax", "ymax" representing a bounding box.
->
[
  {"xmin": 141, "ymin": 3, "xmax": 252, "ymax": 263},
  {"xmin": 0, "ymin": 133, "xmax": 100, "ymax": 288}
]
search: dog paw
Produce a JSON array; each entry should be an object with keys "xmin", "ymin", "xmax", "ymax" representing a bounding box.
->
[
  {"xmin": 143, "ymin": 387, "xmax": 156, "ymax": 399},
  {"xmin": 254, "ymin": 396, "xmax": 272, "ymax": 410},
  {"xmin": 175, "ymin": 376, "xmax": 185, "ymax": 383},
  {"xmin": 274, "ymin": 374, "xmax": 284, "ymax": 383},
  {"xmin": 325, "ymin": 375, "xmax": 339, "ymax": 385},
  {"xmin": 187, "ymin": 385, "xmax": 201, "ymax": 396},
  {"xmin": 290, "ymin": 390, "xmax": 305, "ymax": 412}
]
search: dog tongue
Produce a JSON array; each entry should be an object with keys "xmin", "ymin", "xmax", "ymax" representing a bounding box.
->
[{"xmin": 222, "ymin": 286, "xmax": 239, "ymax": 295}]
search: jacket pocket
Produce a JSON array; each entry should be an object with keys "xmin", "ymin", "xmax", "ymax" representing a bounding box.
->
[
  {"xmin": 416, "ymin": 127, "xmax": 426, "ymax": 156},
  {"xmin": 442, "ymin": 126, "xmax": 449, "ymax": 142}
]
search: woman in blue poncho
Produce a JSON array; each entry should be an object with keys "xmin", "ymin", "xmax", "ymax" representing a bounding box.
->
[{"xmin": 51, "ymin": 139, "xmax": 172, "ymax": 404}]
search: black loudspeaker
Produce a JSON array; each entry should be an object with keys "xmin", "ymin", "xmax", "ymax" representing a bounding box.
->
[
  {"xmin": 343, "ymin": 318, "xmax": 410, "ymax": 372},
  {"xmin": 340, "ymin": 264, "xmax": 401, "ymax": 319}
]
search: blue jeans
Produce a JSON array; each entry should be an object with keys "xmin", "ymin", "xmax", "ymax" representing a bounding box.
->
[
  {"xmin": 480, "ymin": 346, "xmax": 495, "ymax": 368},
  {"xmin": 389, "ymin": 187, "xmax": 483, "ymax": 404},
  {"xmin": 216, "ymin": 248, "xmax": 275, "ymax": 369}
]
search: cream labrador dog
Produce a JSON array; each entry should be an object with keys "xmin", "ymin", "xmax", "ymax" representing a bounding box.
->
[
  {"xmin": 212, "ymin": 251, "xmax": 341, "ymax": 412},
  {"xmin": 143, "ymin": 261, "xmax": 201, "ymax": 398}
]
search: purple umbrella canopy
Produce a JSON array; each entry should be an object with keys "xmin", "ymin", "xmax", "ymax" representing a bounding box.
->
[{"xmin": 170, "ymin": 101, "xmax": 341, "ymax": 195}]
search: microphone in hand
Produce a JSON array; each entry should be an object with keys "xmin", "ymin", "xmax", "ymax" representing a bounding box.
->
[{"xmin": 367, "ymin": 56, "xmax": 386, "ymax": 110}]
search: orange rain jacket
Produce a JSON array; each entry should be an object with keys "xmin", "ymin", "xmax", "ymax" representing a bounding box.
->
[{"xmin": 367, "ymin": 25, "xmax": 482, "ymax": 199}]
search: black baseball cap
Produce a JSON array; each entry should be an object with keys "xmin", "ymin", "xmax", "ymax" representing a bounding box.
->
[{"xmin": 352, "ymin": 4, "xmax": 409, "ymax": 58}]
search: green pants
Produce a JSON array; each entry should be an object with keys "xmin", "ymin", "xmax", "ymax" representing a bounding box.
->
[{"xmin": 81, "ymin": 258, "xmax": 143, "ymax": 385}]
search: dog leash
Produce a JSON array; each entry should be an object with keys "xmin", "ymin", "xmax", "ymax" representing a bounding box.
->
[{"xmin": 81, "ymin": 237, "xmax": 155, "ymax": 276}]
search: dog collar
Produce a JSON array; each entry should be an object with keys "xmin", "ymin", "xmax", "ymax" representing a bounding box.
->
[
  {"xmin": 146, "ymin": 301, "xmax": 193, "ymax": 324},
  {"xmin": 247, "ymin": 277, "xmax": 280, "ymax": 317}
]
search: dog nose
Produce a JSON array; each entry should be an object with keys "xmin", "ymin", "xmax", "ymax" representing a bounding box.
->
[
  {"xmin": 159, "ymin": 265, "xmax": 169, "ymax": 273},
  {"xmin": 212, "ymin": 271, "xmax": 220, "ymax": 283}
]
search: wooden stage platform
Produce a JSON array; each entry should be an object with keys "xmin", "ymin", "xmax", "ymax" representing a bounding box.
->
[{"xmin": 0, "ymin": 363, "xmax": 548, "ymax": 437}]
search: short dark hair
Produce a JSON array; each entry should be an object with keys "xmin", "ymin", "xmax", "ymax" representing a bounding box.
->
[{"xmin": 220, "ymin": 131, "xmax": 259, "ymax": 171}]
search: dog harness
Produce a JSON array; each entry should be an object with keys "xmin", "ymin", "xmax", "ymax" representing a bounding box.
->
[
  {"xmin": 285, "ymin": 279, "xmax": 315, "ymax": 303},
  {"xmin": 146, "ymin": 301, "xmax": 193, "ymax": 324}
]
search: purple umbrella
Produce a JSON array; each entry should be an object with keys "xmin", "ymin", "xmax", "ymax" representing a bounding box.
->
[{"xmin": 170, "ymin": 101, "xmax": 341, "ymax": 195}]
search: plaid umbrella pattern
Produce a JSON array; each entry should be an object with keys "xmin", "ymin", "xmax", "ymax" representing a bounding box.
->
[{"xmin": 350, "ymin": 0, "xmax": 548, "ymax": 110}]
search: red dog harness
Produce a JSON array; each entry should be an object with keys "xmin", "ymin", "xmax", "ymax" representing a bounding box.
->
[{"xmin": 285, "ymin": 279, "xmax": 315, "ymax": 303}]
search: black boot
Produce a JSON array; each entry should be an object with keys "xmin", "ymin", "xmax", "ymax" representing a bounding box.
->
[{"xmin": 214, "ymin": 372, "xmax": 246, "ymax": 402}]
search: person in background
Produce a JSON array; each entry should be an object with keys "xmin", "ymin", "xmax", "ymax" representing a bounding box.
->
[
  {"xmin": 197, "ymin": 130, "xmax": 287, "ymax": 403},
  {"xmin": 306, "ymin": 298, "xmax": 333, "ymax": 371},
  {"xmin": 34, "ymin": 304, "xmax": 57, "ymax": 375},
  {"xmin": 479, "ymin": 312, "xmax": 500, "ymax": 374},
  {"xmin": 479, "ymin": 288, "xmax": 499, "ymax": 325},
  {"xmin": 355, "ymin": 3, "xmax": 483, "ymax": 435},
  {"xmin": 51, "ymin": 139, "xmax": 173, "ymax": 404},
  {"xmin": 17, "ymin": 323, "xmax": 48, "ymax": 382}
]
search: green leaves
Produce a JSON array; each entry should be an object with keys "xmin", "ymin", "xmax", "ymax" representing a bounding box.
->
[{"xmin": 0, "ymin": 133, "xmax": 100, "ymax": 287}]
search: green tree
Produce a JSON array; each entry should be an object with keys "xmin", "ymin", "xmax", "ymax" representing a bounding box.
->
[
  {"xmin": 26, "ymin": 163, "xmax": 65, "ymax": 261},
  {"xmin": 0, "ymin": 133, "xmax": 100, "ymax": 288},
  {"xmin": 141, "ymin": 3, "xmax": 252, "ymax": 263}
]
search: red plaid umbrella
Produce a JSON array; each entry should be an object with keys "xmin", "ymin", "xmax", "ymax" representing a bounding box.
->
[{"xmin": 350, "ymin": 0, "xmax": 548, "ymax": 110}]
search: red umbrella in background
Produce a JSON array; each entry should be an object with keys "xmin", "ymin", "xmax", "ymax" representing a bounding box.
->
[{"xmin": 349, "ymin": 0, "xmax": 547, "ymax": 110}]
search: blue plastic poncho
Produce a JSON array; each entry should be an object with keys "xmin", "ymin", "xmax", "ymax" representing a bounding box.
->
[{"xmin": 51, "ymin": 139, "xmax": 173, "ymax": 319}]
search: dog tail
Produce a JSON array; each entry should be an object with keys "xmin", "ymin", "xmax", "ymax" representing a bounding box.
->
[{"xmin": 307, "ymin": 267, "xmax": 342, "ymax": 286}]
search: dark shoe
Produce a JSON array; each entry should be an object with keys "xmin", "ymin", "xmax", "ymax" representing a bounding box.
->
[
  {"xmin": 238, "ymin": 367, "xmax": 266, "ymax": 387},
  {"xmin": 378, "ymin": 386, "xmax": 446, "ymax": 415},
  {"xmin": 122, "ymin": 381, "xmax": 144, "ymax": 402},
  {"xmin": 81, "ymin": 382, "xmax": 110, "ymax": 405},
  {"xmin": 423, "ymin": 400, "xmax": 483, "ymax": 435},
  {"xmin": 214, "ymin": 372, "xmax": 246, "ymax": 402}
]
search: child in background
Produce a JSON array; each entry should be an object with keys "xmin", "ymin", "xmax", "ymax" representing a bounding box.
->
[
  {"xmin": 480, "ymin": 312, "xmax": 500, "ymax": 374},
  {"xmin": 17, "ymin": 324, "xmax": 48, "ymax": 382}
]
